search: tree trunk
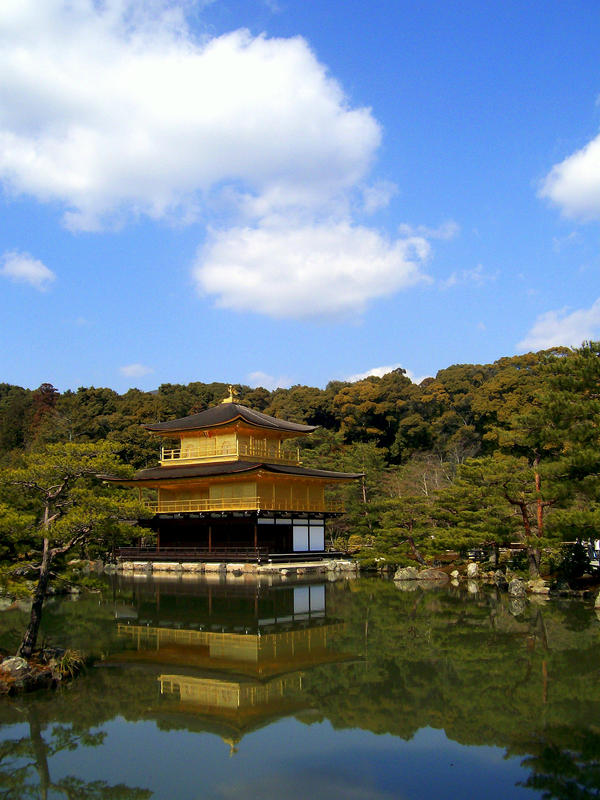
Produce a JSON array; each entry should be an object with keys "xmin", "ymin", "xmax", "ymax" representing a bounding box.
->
[
  {"xmin": 361, "ymin": 474, "xmax": 373, "ymax": 532},
  {"xmin": 407, "ymin": 535, "xmax": 427, "ymax": 566},
  {"xmin": 534, "ymin": 455, "xmax": 544, "ymax": 537},
  {"xmin": 18, "ymin": 537, "xmax": 52, "ymax": 658},
  {"xmin": 527, "ymin": 546, "xmax": 541, "ymax": 579}
]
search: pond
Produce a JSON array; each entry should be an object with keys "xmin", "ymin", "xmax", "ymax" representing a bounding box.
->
[{"xmin": 0, "ymin": 574, "xmax": 599, "ymax": 799}]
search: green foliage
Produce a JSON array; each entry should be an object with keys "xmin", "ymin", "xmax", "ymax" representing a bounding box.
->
[
  {"xmin": 56, "ymin": 648, "xmax": 84, "ymax": 679},
  {"xmin": 0, "ymin": 442, "xmax": 148, "ymax": 655},
  {"xmin": 553, "ymin": 542, "xmax": 591, "ymax": 583},
  {"xmin": 0, "ymin": 343, "xmax": 598, "ymax": 571}
]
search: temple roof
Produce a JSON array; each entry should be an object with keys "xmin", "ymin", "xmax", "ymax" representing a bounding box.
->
[
  {"xmin": 116, "ymin": 461, "xmax": 362, "ymax": 483},
  {"xmin": 144, "ymin": 403, "xmax": 317, "ymax": 435}
]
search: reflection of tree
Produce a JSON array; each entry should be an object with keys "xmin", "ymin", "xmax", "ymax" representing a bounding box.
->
[
  {"xmin": 0, "ymin": 703, "xmax": 152, "ymax": 800},
  {"xmin": 303, "ymin": 580, "xmax": 600, "ymax": 747},
  {"xmin": 517, "ymin": 727, "xmax": 600, "ymax": 800}
]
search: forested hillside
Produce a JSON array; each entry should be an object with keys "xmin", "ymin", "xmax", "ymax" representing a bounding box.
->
[{"xmin": 1, "ymin": 343, "xmax": 599, "ymax": 577}]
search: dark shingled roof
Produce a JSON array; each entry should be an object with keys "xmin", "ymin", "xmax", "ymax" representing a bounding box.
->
[
  {"xmin": 113, "ymin": 461, "xmax": 362, "ymax": 483},
  {"xmin": 144, "ymin": 403, "xmax": 317, "ymax": 434}
]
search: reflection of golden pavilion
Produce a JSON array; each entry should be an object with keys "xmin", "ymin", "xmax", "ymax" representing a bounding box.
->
[
  {"xmin": 116, "ymin": 619, "xmax": 345, "ymax": 678},
  {"xmin": 159, "ymin": 672, "xmax": 304, "ymax": 709},
  {"xmin": 158, "ymin": 671, "xmax": 306, "ymax": 745},
  {"xmin": 113, "ymin": 580, "xmax": 353, "ymax": 749}
]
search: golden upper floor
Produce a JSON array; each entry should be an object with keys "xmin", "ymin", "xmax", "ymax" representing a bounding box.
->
[
  {"xmin": 159, "ymin": 431, "xmax": 301, "ymax": 466},
  {"xmin": 145, "ymin": 397, "xmax": 317, "ymax": 468}
]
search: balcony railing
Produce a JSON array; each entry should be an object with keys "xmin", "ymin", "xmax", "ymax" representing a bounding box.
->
[
  {"xmin": 145, "ymin": 497, "xmax": 345, "ymax": 514},
  {"xmin": 160, "ymin": 441, "xmax": 300, "ymax": 466}
]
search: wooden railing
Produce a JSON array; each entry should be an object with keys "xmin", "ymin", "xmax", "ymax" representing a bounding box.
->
[
  {"xmin": 116, "ymin": 545, "xmax": 268, "ymax": 562},
  {"xmin": 160, "ymin": 441, "xmax": 300, "ymax": 466},
  {"xmin": 145, "ymin": 498, "xmax": 345, "ymax": 514},
  {"xmin": 115, "ymin": 546, "xmax": 342, "ymax": 563}
]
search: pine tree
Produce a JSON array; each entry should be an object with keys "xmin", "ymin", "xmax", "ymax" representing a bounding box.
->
[{"xmin": 0, "ymin": 442, "xmax": 144, "ymax": 657}]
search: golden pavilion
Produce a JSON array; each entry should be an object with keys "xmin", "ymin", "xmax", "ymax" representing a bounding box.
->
[{"xmin": 115, "ymin": 388, "xmax": 360, "ymax": 560}]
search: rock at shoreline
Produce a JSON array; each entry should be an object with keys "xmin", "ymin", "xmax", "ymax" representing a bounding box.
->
[
  {"xmin": 527, "ymin": 578, "xmax": 550, "ymax": 595},
  {"xmin": 0, "ymin": 656, "xmax": 56, "ymax": 694},
  {"xmin": 450, "ymin": 570, "xmax": 460, "ymax": 579},
  {"xmin": 417, "ymin": 568, "xmax": 449, "ymax": 583},
  {"xmin": 508, "ymin": 578, "xmax": 527, "ymax": 598},
  {"xmin": 595, "ymin": 592, "xmax": 600, "ymax": 609},
  {"xmin": 1, "ymin": 656, "xmax": 29, "ymax": 678},
  {"xmin": 466, "ymin": 562, "xmax": 479, "ymax": 579},
  {"xmin": 393, "ymin": 566, "xmax": 419, "ymax": 581}
]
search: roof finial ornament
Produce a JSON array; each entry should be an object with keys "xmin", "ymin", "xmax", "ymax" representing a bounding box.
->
[{"xmin": 222, "ymin": 384, "xmax": 239, "ymax": 404}]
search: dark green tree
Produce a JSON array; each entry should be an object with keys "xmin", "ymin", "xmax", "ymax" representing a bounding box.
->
[{"xmin": 0, "ymin": 442, "xmax": 144, "ymax": 657}]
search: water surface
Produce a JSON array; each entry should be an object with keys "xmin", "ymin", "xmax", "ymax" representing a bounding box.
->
[{"xmin": 0, "ymin": 575, "xmax": 598, "ymax": 799}]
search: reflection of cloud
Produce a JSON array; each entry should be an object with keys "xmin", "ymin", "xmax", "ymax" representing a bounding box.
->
[
  {"xmin": 518, "ymin": 299, "xmax": 600, "ymax": 351},
  {"xmin": 215, "ymin": 770, "xmax": 400, "ymax": 800}
]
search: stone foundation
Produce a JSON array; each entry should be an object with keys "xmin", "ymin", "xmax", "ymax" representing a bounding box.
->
[{"xmin": 116, "ymin": 559, "xmax": 358, "ymax": 577}]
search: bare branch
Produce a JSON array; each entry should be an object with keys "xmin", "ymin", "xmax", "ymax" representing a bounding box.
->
[{"xmin": 49, "ymin": 528, "xmax": 91, "ymax": 558}]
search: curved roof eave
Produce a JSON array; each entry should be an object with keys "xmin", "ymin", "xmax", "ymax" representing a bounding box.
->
[
  {"xmin": 105, "ymin": 461, "xmax": 362, "ymax": 484},
  {"xmin": 143, "ymin": 403, "xmax": 317, "ymax": 435}
]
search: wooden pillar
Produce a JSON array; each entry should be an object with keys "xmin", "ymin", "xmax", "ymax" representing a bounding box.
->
[
  {"xmin": 254, "ymin": 523, "xmax": 258, "ymax": 549},
  {"xmin": 208, "ymin": 524, "xmax": 212, "ymax": 553}
]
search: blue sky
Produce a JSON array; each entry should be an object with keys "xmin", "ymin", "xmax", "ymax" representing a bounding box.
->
[{"xmin": 1, "ymin": 0, "xmax": 600, "ymax": 393}]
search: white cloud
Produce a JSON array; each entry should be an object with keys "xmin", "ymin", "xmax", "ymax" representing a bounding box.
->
[
  {"xmin": 517, "ymin": 298, "xmax": 600, "ymax": 351},
  {"xmin": 247, "ymin": 371, "xmax": 292, "ymax": 391},
  {"xmin": 194, "ymin": 222, "xmax": 431, "ymax": 319},
  {"xmin": 440, "ymin": 263, "xmax": 496, "ymax": 290},
  {"xmin": 540, "ymin": 133, "xmax": 600, "ymax": 220},
  {"xmin": 552, "ymin": 231, "xmax": 580, "ymax": 252},
  {"xmin": 0, "ymin": 1, "xmax": 454, "ymax": 320},
  {"xmin": 0, "ymin": 250, "xmax": 55, "ymax": 290},
  {"xmin": 345, "ymin": 363, "xmax": 427, "ymax": 385},
  {"xmin": 120, "ymin": 363, "xmax": 153, "ymax": 378},
  {"xmin": 398, "ymin": 220, "xmax": 460, "ymax": 240},
  {"xmin": 0, "ymin": 1, "xmax": 379, "ymax": 230},
  {"xmin": 362, "ymin": 180, "xmax": 397, "ymax": 213}
]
